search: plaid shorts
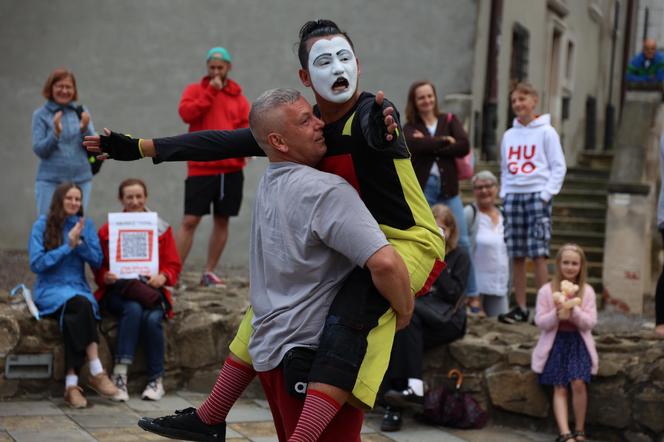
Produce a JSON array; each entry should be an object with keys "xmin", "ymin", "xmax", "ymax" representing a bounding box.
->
[{"xmin": 503, "ymin": 192, "xmax": 552, "ymax": 258}]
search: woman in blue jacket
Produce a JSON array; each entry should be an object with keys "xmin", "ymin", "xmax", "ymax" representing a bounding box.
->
[
  {"xmin": 32, "ymin": 69, "xmax": 97, "ymax": 216},
  {"xmin": 29, "ymin": 182, "xmax": 117, "ymax": 408}
]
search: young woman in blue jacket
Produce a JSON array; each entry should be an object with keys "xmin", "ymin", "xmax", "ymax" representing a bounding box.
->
[{"xmin": 29, "ymin": 182, "xmax": 117, "ymax": 407}]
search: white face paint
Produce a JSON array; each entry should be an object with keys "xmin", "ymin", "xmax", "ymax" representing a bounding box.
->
[{"xmin": 307, "ymin": 36, "xmax": 358, "ymax": 104}]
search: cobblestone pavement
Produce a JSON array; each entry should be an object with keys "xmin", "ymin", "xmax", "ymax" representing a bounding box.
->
[{"xmin": 0, "ymin": 391, "xmax": 566, "ymax": 442}]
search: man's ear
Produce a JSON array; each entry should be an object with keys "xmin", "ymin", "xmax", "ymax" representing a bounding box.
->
[
  {"xmin": 267, "ymin": 132, "xmax": 288, "ymax": 153},
  {"xmin": 356, "ymin": 57, "xmax": 361, "ymax": 76},
  {"xmin": 299, "ymin": 69, "xmax": 311, "ymax": 87}
]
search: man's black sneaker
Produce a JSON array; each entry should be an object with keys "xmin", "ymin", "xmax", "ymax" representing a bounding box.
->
[
  {"xmin": 380, "ymin": 406, "xmax": 403, "ymax": 432},
  {"xmin": 383, "ymin": 387, "xmax": 424, "ymax": 412},
  {"xmin": 137, "ymin": 407, "xmax": 225, "ymax": 441},
  {"xmin": 498, "ymin": 307, "xmax": 530, "ymax": 324}
]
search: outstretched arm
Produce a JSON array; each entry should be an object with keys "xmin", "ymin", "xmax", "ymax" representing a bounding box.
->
[
  {"xmin": 84, "ymin": 127, "xmax": 264, "ymax": 162},
  {"xmin": 154, "ymin": 128, "xmax": 263, "ymax": 163}
]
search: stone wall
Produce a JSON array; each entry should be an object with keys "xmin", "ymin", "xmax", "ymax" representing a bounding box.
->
[
  {"xmin": 424, "ymin": 315, "xmax": 664, "ymax": 441},
  {"xmin": 0, "ymin": 271, "xmax": 250, "ymax": 399},
  {"xmin": 2, "ymin": 275, "xmax": 664, "ymax": 440}
]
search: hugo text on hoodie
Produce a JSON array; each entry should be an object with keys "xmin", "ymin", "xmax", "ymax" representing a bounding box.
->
[{"xmin": 499, "ymin": 114, "xmax": 567, "ymax": 202}]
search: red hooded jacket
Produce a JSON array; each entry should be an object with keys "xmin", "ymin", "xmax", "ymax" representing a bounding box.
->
[
  {"xmin": 179, "ymin": 76, "xmax": 250, "ymax": 176},
  {"xmin": 94, "ymin": 217, "xmax": 182, "ymax": 319}
]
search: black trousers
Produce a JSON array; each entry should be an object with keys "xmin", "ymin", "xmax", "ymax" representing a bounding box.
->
[
  {"xmin": 53, "ymin": 295, "xmax": 99, "ymax": 374},
  {"xmin": 308, "ymin": 266, "xmax": 390, "ymax": 391},
  {"xmin": 382, "ymin": 307, "xmax": 465, "ymax": 392},
  {"xmin": 657, "ymin": 230, "xmax": 664, "ymax": 326}
]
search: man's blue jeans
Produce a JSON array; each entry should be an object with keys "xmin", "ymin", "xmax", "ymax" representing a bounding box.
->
[
  {"xmin": 424, "ymin": 174, "xmax": 479, "ymax": 296},
  {"xmin": 105, "ymin": 288, "xmax": 165, "ymax": 381}
]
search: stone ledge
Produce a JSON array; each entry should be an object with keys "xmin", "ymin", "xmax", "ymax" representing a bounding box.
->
[
  {"xmin": 0, "ymin": 271, "xmax": 250, "ymax": 398},
  {"xmin": 423, "ymin": 315, "xmax": 664, "ymax": 441},
  {"xmin": 3, "ymin": 275, "xmax": 664, "ymax": 440}
]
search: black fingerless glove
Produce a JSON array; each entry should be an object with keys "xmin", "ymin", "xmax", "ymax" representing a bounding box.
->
[
  {"xmin": 367, "ymin": 99, "xmax": 390, "ymax": 148},
  {"xmin": 100, "ymin": 131, "xmax": 144, "ymax": 161}
]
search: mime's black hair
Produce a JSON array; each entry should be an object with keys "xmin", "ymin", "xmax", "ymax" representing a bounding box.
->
[{"xmin": 297, "ymin": 19, "xmax": 355, "ymax": 68}]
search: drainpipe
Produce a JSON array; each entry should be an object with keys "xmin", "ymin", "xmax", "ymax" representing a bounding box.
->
[
  {"xmin": 620, "ymin": 0, "xmax": 634, "ymax": 110},
  {"xmin": 481, "ymin": 0, "xmax": 503, "ymax": 161},
  {"xmin": 603, "ymin": 1, "xmax": 620, "ymax": 150}
]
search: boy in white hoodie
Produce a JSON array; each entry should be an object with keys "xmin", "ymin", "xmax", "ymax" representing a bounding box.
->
[{"xmin": 498, "ymin": 82, "xmax": 567, "ymax": 324}]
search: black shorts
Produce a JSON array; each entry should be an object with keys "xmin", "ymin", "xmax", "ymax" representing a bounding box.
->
[{"xmin": 184, "ymin": 172, "xmax": 244, "ymax": 217}]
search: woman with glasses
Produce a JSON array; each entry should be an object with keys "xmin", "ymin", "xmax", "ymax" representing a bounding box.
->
[
  {"xmin": 32, "ymin": 69, "xmax": 96, "ymax": 216},
  {"xmin": 464, "ymin": 170, "xmax": 510, "ymax": 317}
]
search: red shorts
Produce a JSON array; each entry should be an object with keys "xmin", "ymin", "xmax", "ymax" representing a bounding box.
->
[{"xmin": 257, "ymin": 367, "xmax": 364, "ymax": 442}]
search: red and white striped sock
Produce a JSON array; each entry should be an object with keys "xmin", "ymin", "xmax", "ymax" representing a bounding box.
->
[
  {"xmin": 289, "ymin": 389, "xmax": 342, "ymax": 442},
  {"xmin": 196, "ymin": 357, "xmax": 256, "ymax": 425}
]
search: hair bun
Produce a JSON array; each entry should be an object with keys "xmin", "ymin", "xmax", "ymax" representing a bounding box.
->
[{"xmin": 299, "ymin": 19, "xmax": 340, "ymax": 40}]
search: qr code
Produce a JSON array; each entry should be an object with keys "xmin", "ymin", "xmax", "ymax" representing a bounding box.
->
[{"xmin": 120, "ymin": 231, "xmax": 150, "ymax": 260}]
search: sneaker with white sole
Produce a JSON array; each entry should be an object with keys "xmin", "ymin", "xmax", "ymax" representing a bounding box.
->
[
  {"xmin": 138, "ymin": 407, "xmax": 226, "ymax": 441},
  {"xmin": 200, "ymin": 271, "xmax": 225, "ymax": 287},
  {"xmin": 142, "ymin": 377, "xmax": 165, "ymax": 401},
  {"xmin": 498, "ymin": 306, "xmax": 530, "ymax": 324},
  {"xmin": 111, "ymin": 373, "xmax": 129, "ymax": 402}
]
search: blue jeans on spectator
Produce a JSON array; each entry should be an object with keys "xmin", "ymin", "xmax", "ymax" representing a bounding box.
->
[
  {"xmin": 424, "ymin": 174, "xmax": 478, "ymax": 297},
  {"xmin": 105, "ymin": 288, "xmax": 165, "ymax": 381},
  {"xmin": 35, "ymin": 179, "xmax": 92, "ymax": 216}
]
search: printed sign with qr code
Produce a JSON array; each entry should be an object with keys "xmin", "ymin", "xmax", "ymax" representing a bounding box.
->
[
  {"xmin": 108, "ymin": 212, "xmax": 159, "ymax": 279},
  {"xmin": 116, "ymin": 229, "xmax": 154, "ymax": 262}
]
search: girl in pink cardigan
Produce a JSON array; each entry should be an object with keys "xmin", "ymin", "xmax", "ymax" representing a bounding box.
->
[{"xmin": 532, "ymin": 244, "xmax": 598, "ymax": 442}]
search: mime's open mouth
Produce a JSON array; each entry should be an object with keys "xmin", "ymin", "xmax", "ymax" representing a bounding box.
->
[{"xmin": 332, "ymin": 77, "xmax": 349, "ymax": 91}]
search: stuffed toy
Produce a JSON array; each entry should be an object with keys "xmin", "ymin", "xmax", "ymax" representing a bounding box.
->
[{"xmin": 552, "ymin": 280, "xmax": 581, "ymax": 320}]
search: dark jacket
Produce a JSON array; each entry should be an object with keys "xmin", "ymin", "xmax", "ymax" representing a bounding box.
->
[
  {"xmin": 414, "ymin": 247, "xmax": 469, "ymax": 335},
  {"xmin": 405, "ymin": 113, "xmax": 470, "ymax": 198}
]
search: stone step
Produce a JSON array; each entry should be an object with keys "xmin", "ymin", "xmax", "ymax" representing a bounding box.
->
[
  {"xmin": 460, "ymin": 186, "xmax": 608, "ymax": 204},
  {"xmin": 471, "ymin": 162, "xmax": 611, "ymax": 180},
  {"xmin": 577, "ymin": 150, "xmax": 614, "ymax": 170},
  {"xmin": 564, "ymin": 165, "xmax": 611, "ymax": 180},
  {"xmin": 522, "ymin": 257, "xmax": 603, "ymax": 278},
  {"xmin": 552, "ymin": 216, "xmax": 606, "ymax": 233},
  {"xmin": 458, "ymin": 196, "xmax": 608, "ymax": 219},
  {"xmin": 560, "ymin": 176, "xmax": 609, "ymax": 191},
  {"xmin": 553, "ymin": 188, "xmax": 607, "ymax": 205},
  {"xmin": 523, "ymin": 276, "xmax": 604, "ymax": 306},
  {"xmin": 552, "ymin": 229, "xmax": 605, "ymax": 248},
  {"xmin": 552, "ymin": 201, "xmax": 607, "ymax": 219},
  {"xmin": 550, "ymin": 243, "xmax": 604, "ymax": 263}
]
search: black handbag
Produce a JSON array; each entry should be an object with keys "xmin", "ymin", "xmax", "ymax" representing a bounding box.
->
[
  {"xmin": 116, "ymin": 278, "xmax": 163, "ymax": 309},
  {"xmin": 414, "ymin": 292, "xmax": 466, "ymax": 327},
  {"xmin": 74, "ymin": 105, "xmax": 102, "ymax": 175},
  {"xmin": 421, "ymin": 369, "xmax": 488, "ymax": 429}
]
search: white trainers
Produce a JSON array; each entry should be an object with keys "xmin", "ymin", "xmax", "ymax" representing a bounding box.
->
[
  {"xmin": 111, "ymin": 373, "xmax": 129, "ymax": 402},
  {"xmin": 142, "ymin": 377, "xmax": 165, "ymax": 401}
]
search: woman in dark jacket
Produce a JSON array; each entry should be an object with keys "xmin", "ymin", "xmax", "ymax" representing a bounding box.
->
[
  {"xmin": 380, "ymin": 204, "xmax": 468, "ymax": 432},
  {"xmin": 404, "ymin": 80, "xmax": 480, "ymax": 312}
]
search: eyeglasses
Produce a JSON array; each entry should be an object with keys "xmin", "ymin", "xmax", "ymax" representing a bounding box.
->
[{"xmin": 472, "ymin": 184, "xmax": 496, "ymax": 191}]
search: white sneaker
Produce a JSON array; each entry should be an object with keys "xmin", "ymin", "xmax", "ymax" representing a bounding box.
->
[
  {"xmin": 111, "ymin": 373, "xmax": 129, "ymax": 402},
  {"xmin": 141, "ymin": 377, "xmax": 165, "ymax": 401}
]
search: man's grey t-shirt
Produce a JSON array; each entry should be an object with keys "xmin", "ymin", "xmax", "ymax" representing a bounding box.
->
[{"xmin": 248, "ymin": 162, "xmax": 389, "ymax": 372}]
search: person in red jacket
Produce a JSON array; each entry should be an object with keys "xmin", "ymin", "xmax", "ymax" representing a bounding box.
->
[
  {"xmin": 95, "ymin": 178, "xmax": 182, "ymax": 402},
  {"xmin": 177, "ymin": 47, "xmax": 250, "ymax": 286}
]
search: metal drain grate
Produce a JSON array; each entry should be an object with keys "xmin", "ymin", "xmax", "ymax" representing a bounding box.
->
[{"xmin": 5, "ymin": 354, "xmax": 53, "ymax": 379}]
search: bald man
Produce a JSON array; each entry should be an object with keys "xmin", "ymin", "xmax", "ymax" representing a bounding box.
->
[{"xmin": 626, "ymin": 38, "xmax": 664, "ymax": 82}]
